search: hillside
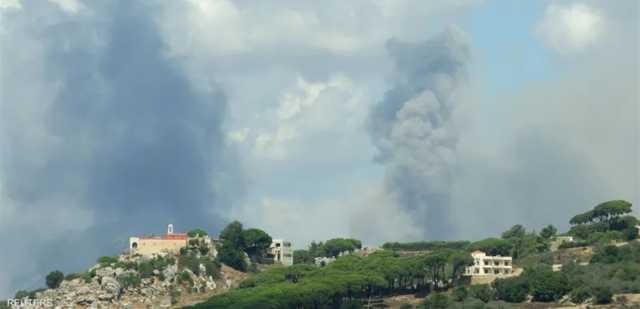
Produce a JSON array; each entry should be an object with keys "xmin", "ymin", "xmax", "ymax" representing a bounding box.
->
[
  {"xmin": 186, "ymin": 200, "xmax": 640, "ymax": 309},
  {"xmin": 3, "ymin": 200, "xmax": 640, "ymax": 309}
]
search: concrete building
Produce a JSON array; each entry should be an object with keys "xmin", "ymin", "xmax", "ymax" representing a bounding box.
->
[
  {"xmin": 129, "ymin": 224, "xmax": 187, "ymax": 256},
  {"xmin": 267, "ymin": 239, "xmax": 293, "ymax": 266},
  {"xmin": 465, "ymin": 251, "xmax": 513, "ymax": 277}
]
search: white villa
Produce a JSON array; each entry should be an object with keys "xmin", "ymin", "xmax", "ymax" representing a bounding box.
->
[
  {"xmin": 465, "ymin": 250, "xmax": 513, "ymax": 277},
  {"xmin": 268, "ymin": 239, "xmax": 293, "ymax": 266}
]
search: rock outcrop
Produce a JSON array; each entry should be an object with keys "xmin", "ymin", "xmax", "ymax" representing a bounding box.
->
[{"xmin": 10, "ymin": 253, "xmax": 247, "ymax": 309}]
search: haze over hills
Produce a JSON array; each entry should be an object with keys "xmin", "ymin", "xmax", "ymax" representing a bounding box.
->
[{"xmin": 1, "ymin": 0, "xmax": 638, "ymax": 301}]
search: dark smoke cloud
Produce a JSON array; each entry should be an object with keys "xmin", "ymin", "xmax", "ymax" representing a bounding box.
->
[
  {"xmin": 368, "ymin": 29, "xmax": 470, "ymax": 239},
  {"xmin": 0, "ymin": 0, "xmax": 242, "ymax": 296}
]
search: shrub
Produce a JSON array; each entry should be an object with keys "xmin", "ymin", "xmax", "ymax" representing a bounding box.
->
[
  {"xmin": 14, "ymin": 289, "xmax": 44, "ymax": 300},
  {"xmin": 82, "ymin": 269, "xmax": 96, "ymax": 283},
  {"xmin": 592, "ymin": 286, "xmax": 613, "ymax": 304},
  {"xmin": 217, "ymin": 241, "xmax": 247, "ymax": 271},
  {"xmin": 177, "ymin": 271, "xmax": 193, "ymax": 286},
  {"xmin": 570, "ymin": 286, "xmax": 591, "ymax": 304},
  {"xmin": 97, "ymin": 256, "xmax": 119, "ymax": 266},
  {"xmin": 382, "ymin": 241, "xmax": 470, "ymax": 251},
  {"xmin": 113, "ymin": 261, "xmax": 137, "ymax": 270},
  {"xmin": 202, "ymin": 257, "xmax": 221, "ymax": 279},
  {"xmin": 493, "ymin": 277, "xmax": 528, "ymax": 303},
  {"xmin": 64, "ymin": 273, "xmax": 82, "ymax": 281},
  {"xmin": 452, "ymin": 286, "xmax": 468, "ymax": 302},
  {"xmin": 14, "ymin": 290, "xmax": 30, "ymax": 299},
  {"xmin": 558, "ymin": 240, "xmax": 590, "ymax": 249},
  {"xmin": 187, "ymin": 228, "xmax": 208, "ymax": 237},
  {"xmin": 117, "ymin": 273, "xmax": 141, "ymax": 289},
  {"xmin": 46, "ymin": 270, "xmax": 64, "ymax": 289},
  {"xmin": 423, "ymin": 293, "xmax": 450, "ymax": 309},
  {"xmin": 529, "ymin": 270, "xmax": 570, "ymax": 302},
  {"xmin": 469, "ymin": 284, "xmax": 494, "ymax": 303},
  {"xmin": 468, "ymin": 238, "xmax": 512, "ymax": 257},
  {"xmin": 139, "ymin": 255, "xmax": 175, "ymax": 278},
  {"xmin": 399, "ymin": 304, "xmax": 413, "ymax": 309},
  {"xmin": 179, "ymin": 254, "xmax": 201, "ymax": 275}
]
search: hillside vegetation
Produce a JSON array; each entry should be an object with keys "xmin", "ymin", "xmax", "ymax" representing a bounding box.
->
[{"xmin": 188, "ymin": 199, "xmax": 639, "ymax": 309}]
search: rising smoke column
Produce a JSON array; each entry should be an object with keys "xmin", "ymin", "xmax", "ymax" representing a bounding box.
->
[
  {"xmin": 0, "ymin": 1, "xmax": 243, "ymax": 295},
  {"xmin": 368, "ymin": 29, "xmax": 470, "ymax": 239}
]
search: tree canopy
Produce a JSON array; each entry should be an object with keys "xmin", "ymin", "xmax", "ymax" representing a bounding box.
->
[
  {"xmin": 217, "ymin": 221, "xmax": 273, "ymax": 271},
  {"xmin": 187, "ymin": 228, "xmax": 209, "ymax": 237},
  {"xmin": 242, "ymin": 228, "xmax": 273, "ymax": 260},
  {"xmin": 46, "ymin": 270, "xmax": 64, "ymax": 289},
  {"xmin": 570, "ymin": 200, "xmax": 632, "ymax": 225},
  {"xmin": 468, "ymin": 238, "xmax": 512, "ymax": 256}
]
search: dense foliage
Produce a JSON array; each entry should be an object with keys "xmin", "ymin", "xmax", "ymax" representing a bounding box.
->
[
  {"xmin": 468, "ymin": 238, "xmax": 512, "ymax": 256},
  {"xmin": 217, "ymin": 221, "xmax": 272, "ymax": 271},
  {"xmin": 45, "ymin": 271, "xmax": 64, "ymax": 289},
  {"xmin": 382, "ymin": 241, "xmax": 470, "ymax": 252},
  {"xmin": 188, "ymin": 249, "xmax": 473, "ymax": 308},
  {"xmin": 568, "ymin": 200, "xmax": 637, "ymax": 243},
  {"xmin": 187, "ymin": 228, "xmax": 209, "ymax": 237},
  {"xmin": 293, "ymin": 238, "xmax": 363, "ymax": 265}
]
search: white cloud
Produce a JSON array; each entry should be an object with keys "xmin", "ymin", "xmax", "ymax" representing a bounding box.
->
[
  {"xmin": 0, "ymin": 0, "xmax": 20, "ymax": 10},
  {"xmin": 232, "ymin": 184, "xmax": 421, "ymax": 248},
  {"xmin": 240, "ymin": 74, "xmax": 366, "ymax": 161},
  {"xmin": 47, "ymin": 0, "xmax": 83, "ymax": 13},
  {"xmin": 536, "ymin": 2, "xmax": 605, "ymax": 52}
]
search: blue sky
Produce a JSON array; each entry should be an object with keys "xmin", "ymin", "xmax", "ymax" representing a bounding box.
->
[
  {"xmin": 467, "ymin": 0, "xmax": 555, "ymax": 95},
  {"xmin": 0, "ymin": 0, "xmax": 637, "ymax": 298}
]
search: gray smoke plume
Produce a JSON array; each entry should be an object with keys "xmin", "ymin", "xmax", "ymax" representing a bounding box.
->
[
  {"xmin": 368, "ymin": 29, "xmax": 470, "ymax": 239},
  {"xmin": 0, "ymin": 1, "xmax": 243, "ymax": 296}
]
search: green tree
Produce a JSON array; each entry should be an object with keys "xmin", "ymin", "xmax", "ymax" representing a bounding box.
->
[
  {"xmin": 322, "ymin": 238, "xmax": 362, "ymax": 257},
  {"xmin": 421, "ymin": 252, "xmax": 448, "ymax": 291},
  {"xmin": 468, "ymin": 284, "xmax": 494, "ymax": 303},
  {"xmin": 540, "ymin": 225, "xmax": 557, "ymax": 239},
  {"xmin": 502, "ymin": 224, "xmax": 526, "ymax": 239},
  {"xmin": 493, "ymin": 277, "xmax": 528, "ymax": 303},
  {"xmin": 452, "ymin": 286, "xmax": 468, "ymax": 302},
  {"xmin": 570, "ymin": 200, "xmax": 632, "ymax": 225},
  {"xmin": 46, "ymin": 270, "xmax": 64, "ymax": 289},
  {"xmin": 527, "ymin": 267, "xmax": 569, "ymax": 302},
  {"xmin": 423, "ymin": 293, "xmax": 450, "ymax": 309},
  {"xmin": 242, "ymin": 228, "xmax": 272, "ymax": 260},
  {"xmin": 570, "ymin": 286, "xmax": 591, "ymax": 304},
  {"xmin": 217, "ymin": 240, "xmax": 247, "ymax": 271},
  {"xmin": 592, "ymin": 286, "xmax": 613, "ymax": 304},
  {"xmin": 293, "ymin": 250, "xmax": 314, "ymax": 264},
  {"xmin": 219, "ymin": 221, "xmax": 244, "ymax": 247},
  {"xmin": 97, "ymin": 256, "xmax": 119, "ymax": 266},
  {"xmin": 448, "ymin": 251, "xmax": 473, "ymax": 285},
  {"xmin": 187, "ymin": 228, "xmax": 208, "ymax": 237},
  {"xmin": 308, "ymin": 241, "xmax": 324, "ymax": 257},
  {"xmin": 469, "ymin": 238, "xmax": 512, "ymax": 256}
]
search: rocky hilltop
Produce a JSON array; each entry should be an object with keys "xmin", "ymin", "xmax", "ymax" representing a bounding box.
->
[{"xmin": 8, "ymin": 251, "xmax": 248, "ymax": 309}]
